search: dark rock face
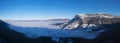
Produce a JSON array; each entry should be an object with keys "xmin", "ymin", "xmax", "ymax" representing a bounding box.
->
[
  {"xmin": 0, "ymin": 38, "xmax": 7, "ymax": 43},
  {"xmin": 0, "ymin": 20, "xmax": 30, "ymax": 43},
  {"xmin": 95, "ymin": 23, "xmax": 120, "ymax": 43}
]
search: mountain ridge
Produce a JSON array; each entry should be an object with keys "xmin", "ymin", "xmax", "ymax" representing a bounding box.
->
[{"xmin": 58, "ymin": 13, "xmax": 120, "ymax": 29}]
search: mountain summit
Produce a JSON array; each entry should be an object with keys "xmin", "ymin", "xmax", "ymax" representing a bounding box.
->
[{"xmin": 58, "ymin": 13, "xmax": 120, "ymax": 29}]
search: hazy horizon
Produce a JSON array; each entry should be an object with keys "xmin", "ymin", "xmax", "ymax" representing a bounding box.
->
[{"xmin": 0, "ymin": 0, "xmax": 120, "ymax": 20}]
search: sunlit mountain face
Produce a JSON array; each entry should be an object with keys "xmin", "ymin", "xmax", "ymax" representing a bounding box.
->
[{"xmin": 0, "ymin": 14, "xmax": 120, "ymax": 43}]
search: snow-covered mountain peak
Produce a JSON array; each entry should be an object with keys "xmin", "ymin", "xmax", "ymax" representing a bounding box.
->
[
  {"xmin": 58, "ymin": 13, "xmax": 119, "ymax": 30},
  {"xmin": 77, "ymin": 13, "xmax": 113, "ymax": 18}
]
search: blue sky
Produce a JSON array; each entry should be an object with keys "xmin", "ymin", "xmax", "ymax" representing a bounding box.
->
[{"xmin": 0, "ymin": 0, "xmax": 120, "ymax": 20}]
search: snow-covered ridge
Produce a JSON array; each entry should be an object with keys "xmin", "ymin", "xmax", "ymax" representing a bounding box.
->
[{"xmin": 77, "ymin": 13, "xmax": 113, "ymax": 18}]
